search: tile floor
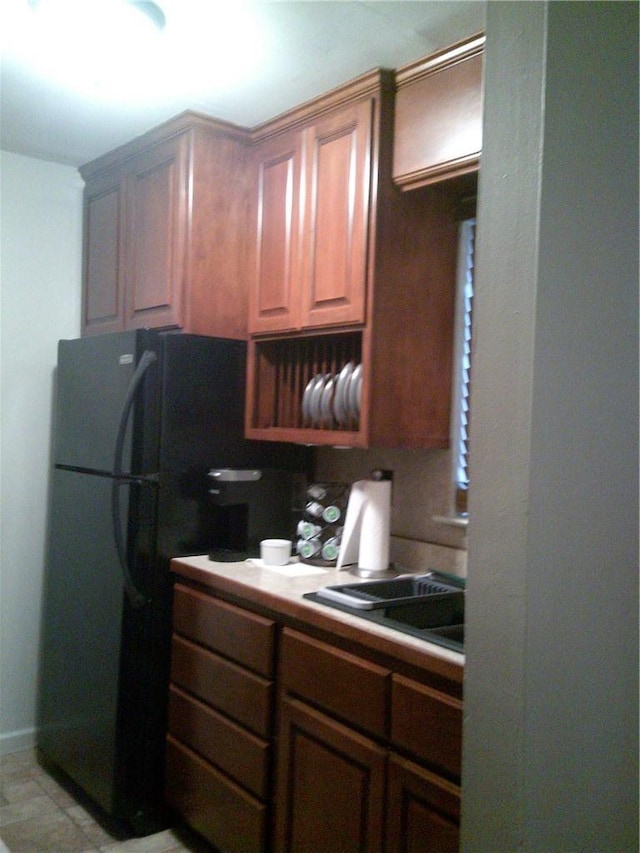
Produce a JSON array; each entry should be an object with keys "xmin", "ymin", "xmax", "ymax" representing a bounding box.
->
[{"xmin": 0, "ymin": 750, "xmax": 213, "ymax": 853}]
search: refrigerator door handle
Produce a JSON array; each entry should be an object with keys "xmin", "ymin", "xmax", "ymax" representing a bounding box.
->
[{"xmin": 111, "ymin": 349, "xmax": 157, "ymax": 608}]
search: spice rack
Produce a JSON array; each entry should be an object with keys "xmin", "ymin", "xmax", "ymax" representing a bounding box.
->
[{"xmin": 296, "ymin": 482, "xmax": 351, "ymax": 566}]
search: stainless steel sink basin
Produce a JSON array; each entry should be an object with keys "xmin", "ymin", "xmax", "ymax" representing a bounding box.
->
[{"xmin": 306, "ymin": 572, "xmax": 465, "ymax": 652}]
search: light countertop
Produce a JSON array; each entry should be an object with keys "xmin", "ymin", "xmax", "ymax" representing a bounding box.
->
[{"xmin": 170, "ymin": 554, "xmax": 464, "ymax": 682}]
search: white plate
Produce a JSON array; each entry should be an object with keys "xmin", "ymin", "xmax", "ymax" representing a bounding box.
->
[
  {"xmin": 349, "ymin": 363, "xmax": 362, "ymax": 420},
  {"xmin": 302, "ymin": 375, "xmax": 319, "ymax": 423},
  {"xmin": 342, "ymin": 368, "xmax": 355, "ymax": 421},
  {"xmin": 310, "ymin": 374, "xmax": 328, "ymax": 426},
  {"xmin": 303, "ymin": 375, "xmax": 323, "ymax": 424},
  {"xmin": 320, "ymin": 375, "xmax": 335, "ymax": 423},
  {"xmin": 333, "ymin": 361, "xmax": 354, "ymax": 425}
]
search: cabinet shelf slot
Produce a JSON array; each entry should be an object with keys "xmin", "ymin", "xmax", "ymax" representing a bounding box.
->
[{"xmin": 251, "ymin": 333, "xmax": 362, "ymax": 432}]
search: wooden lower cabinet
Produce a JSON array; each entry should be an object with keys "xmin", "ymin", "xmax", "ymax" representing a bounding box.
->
[
  {"xmin": 274, "ymin": 701, "xmax": 460, "ymax": 852},
  {"xmin": 391, "ymin": 674, "xmax": 463, "ymax": 781},
  {"xmin": 165, "ymin": 582, "xmax": 462, "ymax": 852},
  {"xmin": 165, "ymin": 584, "xmax": 275, "ymax": 853},
  {"xmin": 165, "ymin": 735, "xmax": 267, "ymax": 853},
  {"xmin": 274, "ymin": 697, "xmax": 386, "ymax": 853},
  {"xmin": 386, "ymin": 755, "xmax": 460, "ymax": 853},
  {"xmin": 275, "ymin": 628, "xmax": 461, "ymax": 852}
]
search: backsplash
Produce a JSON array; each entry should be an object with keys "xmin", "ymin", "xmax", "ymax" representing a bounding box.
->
[{"xmin": 313, "ymin": 446, "xmax": 467, "ymax": 576}]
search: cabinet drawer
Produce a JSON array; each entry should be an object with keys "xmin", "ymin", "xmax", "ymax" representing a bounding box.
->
[
  {"xmin": 280, "ymin": 628, "xmax": 390, "ymax": 738},
  {"xmin": 165, "ymin": 735, "xmax": 267, "ymax": 853},
  {"xmin": 173, "ymin": 583, "xmax": 275, "ymax": 677},
  {"xmin": 391, "ymin": 674, "xmax": 462, "ymax": 779},
  {"xmin": 168, "ymin": 685, "xmax": 270, "ymax": 799},
  {"xmin": 171, "ymin": 635, "xmax": 273, "ymax": 738}
]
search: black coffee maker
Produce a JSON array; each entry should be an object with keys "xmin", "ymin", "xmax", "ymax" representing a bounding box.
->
[{"xmin": 206, "ymin": 468, "xmax": 301, "ymax": 561}]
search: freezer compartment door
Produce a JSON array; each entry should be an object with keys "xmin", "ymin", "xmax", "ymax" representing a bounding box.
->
[
  {"xmin": 53, "ymin": 330, "xmax": 162, "ymax": 475},
  {"xmin": 38, "ymin": 468, "xmax": 125, "ymax": 813}
]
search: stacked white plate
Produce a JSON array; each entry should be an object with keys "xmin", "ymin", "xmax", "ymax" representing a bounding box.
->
[{"xmin": 302, "ymin": 362, "xmax": 362, "ymax": 428}]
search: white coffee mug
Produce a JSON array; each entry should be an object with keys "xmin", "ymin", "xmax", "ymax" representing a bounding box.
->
[{"xmin": 260, "ymin": 538, "xmax": 292, "ymax": 566}]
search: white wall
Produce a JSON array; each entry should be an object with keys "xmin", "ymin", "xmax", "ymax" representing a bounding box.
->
[
  {"xmin": 461, "ymin": 3, "xmax": 638, "ymax": 850},
  {"xmin": 0, "ymin": 151, "xmax": 83, "ymax": 753}
]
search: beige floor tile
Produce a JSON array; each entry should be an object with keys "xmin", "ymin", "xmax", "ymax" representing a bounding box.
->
[
  {"xmin": 0, "ymin": 794, "xmax": 60, "ymax": 828},
  {"xmin": 0, "ymin": 752, "xmax": 213, "ymax": 852},
  {"xmin": 0, "ymin": 751, "xmax": 39, "ymax": 775},
  {"xmin": 0, "ymin": 779, "xmax": 44, "ymax": 805},
  {"xmin": 0, "ymin": 752, "xmax": 40, "ymax": 787},
  {"xmin": 99, "ymin": 829, "xmax": 186, "ymax": 853},
  {"xmin": 0, "ymin": 809, "xmax": 97, "ymax": 853}
]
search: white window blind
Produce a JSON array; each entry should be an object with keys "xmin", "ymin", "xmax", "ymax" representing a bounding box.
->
[{"xmin": 452, "ymin": 217, "xmax": 475, "ymax": 514}]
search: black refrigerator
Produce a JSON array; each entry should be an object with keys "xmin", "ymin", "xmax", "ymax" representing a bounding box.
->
[{"xmin": 37, "ymin": 329, "xmax": 306, "ymax": 833}]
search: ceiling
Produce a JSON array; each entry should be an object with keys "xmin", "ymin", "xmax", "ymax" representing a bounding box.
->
[{"xmin": 0, "ymin": 1, "xmax": 485, "ymax": 169}]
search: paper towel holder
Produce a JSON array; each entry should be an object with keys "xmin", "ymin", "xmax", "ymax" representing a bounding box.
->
[
  {"xmin": 349, "ymin": 563, "xmax": 399, "ymax": 579},
  {"xmin": 346, "ymin": 469, "xmax": 399, "ymax": 578}
]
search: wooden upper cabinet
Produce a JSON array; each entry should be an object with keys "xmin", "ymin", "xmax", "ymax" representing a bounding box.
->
[
  {"xmin": 83, "ymin": 169, "xmax": 126, "ymax": 336},
  {"xmin": 393, "ymin": 33, "xmax": 485, "ymax": 190},
  {"xmin": 80, "ymin": 112, "xmax": 251, "ymax": 338},
  {"xmin": 124, "ymin": 134, "xmax": 188, "ymax": 331},
  {"xmin": 246, "ymin": 69, "xmax": 472, "ymax": 449},
  {"xmin": 300, "ymin": 99, "xmax": 371, "ymax": 329},
  {"xmin": 250, "ymin": 97, "xmax": 371, "ymax": 335},
  {"xmin": 250, "ymin": 129, "xmax": 303, "ymax": 334}
]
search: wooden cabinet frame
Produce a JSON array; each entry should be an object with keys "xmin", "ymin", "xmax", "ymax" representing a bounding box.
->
[{"xmin": 394, "ymin": 33, "xmax": 485, "ymax": 190}]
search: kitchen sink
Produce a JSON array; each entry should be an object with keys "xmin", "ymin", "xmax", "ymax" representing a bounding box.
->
[
  {"xmin": 305, "ymin": 572, "xmax": 465, "ymax": 652},
  {"xmin": 380, "ymin": 593, "xmax": 464, "ymax": 647}
]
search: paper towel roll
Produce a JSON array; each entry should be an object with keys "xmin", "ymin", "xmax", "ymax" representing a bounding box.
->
[{"xmin": 337, "ymin": 479, "xmax": 391, "ymax": 573}]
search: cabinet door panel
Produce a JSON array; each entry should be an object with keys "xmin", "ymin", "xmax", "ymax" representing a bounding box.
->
[
  {"xmin": 125, "ymin": 136, "xmax": 188, "ymax": 330},
  {"xmin": 301, "ymin": 99, "xmax": 371, "ymax": 328},
  {"xmin": 250, "ymin": 130, "xmax": 303, "ymax": 333},
  {"xmin": 275, "ymin": 697, "xmax": 385, "ymax": 853},
  {"xmin": 83, "ymin": 175, "xmax": 125, "ymax": 336},
  {"xmin": 386, "ymin": 754, "xmax": 460, "ymax": 853}
]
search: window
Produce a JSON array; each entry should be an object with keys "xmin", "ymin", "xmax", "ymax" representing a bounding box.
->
[{"xmin": 451, "ymin": 216, "xmax": 475, "ymax": 516}]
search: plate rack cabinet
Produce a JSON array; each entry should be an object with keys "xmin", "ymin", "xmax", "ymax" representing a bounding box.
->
[{"xmin": 245, "ymin": 70, "xmax": 474, "ymax": 449}]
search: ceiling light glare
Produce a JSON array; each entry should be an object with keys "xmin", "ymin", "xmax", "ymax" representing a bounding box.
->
[
  {"xmin": 2, "ymin": 0, "xmax": 270, "ymax": 104},
  {"xmin": 149, "ymin": 0, "xmax": 268, "ymax": 98},
  {"xmin": 23, "ymin": 0, "xmax": 168, "ymax": 100}
]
